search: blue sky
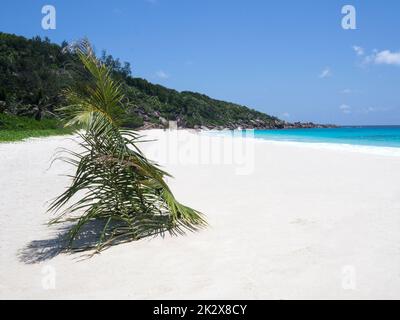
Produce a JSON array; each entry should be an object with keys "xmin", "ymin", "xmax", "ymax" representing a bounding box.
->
[{"xmin": 1, "ymin": 0, "xmax": 400, "ymax": 125}]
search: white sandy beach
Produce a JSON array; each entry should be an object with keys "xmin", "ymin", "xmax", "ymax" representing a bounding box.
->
[{"xmin": 1, "ymin": 129, "xmax": 400, "ymax": 299}]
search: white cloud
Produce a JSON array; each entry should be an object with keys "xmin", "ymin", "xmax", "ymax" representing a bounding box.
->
[
  {"xmin": 365, "ymin": 107, "xmax": 376, "ymax": 113},
  {"xmin": 281, "ymin": 112, "xmax": 290, "ymax": 118},
  {"xmin": 361, "ymin": 106, "xmax": 391, "ymax": 114},
  {"xmin": 353, "ymin": 45, "xmax": 364, "ymax": 56},
  {"xmin": 339, "ymin": 104, "xmax": 351, "ymax": 114},
  {"xmin": 374, "ymin": 50, "xmax": 400, "ymax": 65},
  {"xmin": 319, "ymin": 67, "xmax": 331, "ymax": 79},
  {"xmin": 155, "ymin": 70, "xmax": 169, "ymax": 79},
  {"xmin": 363, "ymin": 49, "xmax": 400, "ymax": 66},
  {"xmin": 341, "ymin": 89, "xmax": 352, "ymax": 94}
]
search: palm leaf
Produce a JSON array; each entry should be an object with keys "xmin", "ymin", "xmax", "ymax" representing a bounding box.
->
[{"xmin": 49, "ymin": 40, "xmax": 206, "ymax": 252}]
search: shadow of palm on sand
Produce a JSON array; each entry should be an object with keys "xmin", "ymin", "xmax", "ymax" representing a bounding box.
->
[{"xmin": 18, "ymin": 219, "xmax": 130, "ymax": 264}]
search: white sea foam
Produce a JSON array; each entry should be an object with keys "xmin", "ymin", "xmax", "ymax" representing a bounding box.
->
[
  {"xmin": 201, "ymin": 130, "xmax": 400, "ymax": 157},
  {"xmin": 254, "ymin": 140, "xmax": 400, "ymax": 157}
]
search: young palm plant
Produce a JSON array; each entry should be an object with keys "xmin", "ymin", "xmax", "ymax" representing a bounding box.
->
[{"xmin": 49, "ymin": 40, "xmax": 206, "ymax": 252}]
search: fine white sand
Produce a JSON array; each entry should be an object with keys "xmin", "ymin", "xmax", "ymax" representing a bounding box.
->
[{"xmin": 1, "ymin": 129, "xmax": 400, "ymax": 299}]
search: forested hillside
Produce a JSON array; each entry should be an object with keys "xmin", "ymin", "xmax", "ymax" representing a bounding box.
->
[{"xmin": 0, "ymin": 32, "xmax": 294, "ymax": 130}]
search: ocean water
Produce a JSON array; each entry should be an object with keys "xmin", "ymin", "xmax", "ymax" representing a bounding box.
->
[{"xmin": 207, "ymin": 126, "xmax": 400, "ymax": 148}]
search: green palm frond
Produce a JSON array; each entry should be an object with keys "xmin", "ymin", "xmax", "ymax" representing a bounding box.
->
[
  {"xmin": 58, "ymin": 39, "xmax": 124, "ymax": 128},
  {"xmin": 50, "ymin": 40, "xmax": 206, "ymax": 253}
]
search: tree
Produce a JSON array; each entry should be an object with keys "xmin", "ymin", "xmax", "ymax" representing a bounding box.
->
[{"xmin": 49, "ymin": 40, "xmax": 206, "ymax": 253}]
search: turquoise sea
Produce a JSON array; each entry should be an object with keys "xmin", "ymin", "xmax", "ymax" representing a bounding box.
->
[{"xmin": 211, "ymin": 126, "xmax": 400, "ymax": 148}]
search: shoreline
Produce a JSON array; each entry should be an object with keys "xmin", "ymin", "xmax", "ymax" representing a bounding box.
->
[
  {"xmin": 3, "ymin": 128, "xmax": 400, "ymax": 158},
  {"xmin": 189, "ymin": 129, "xmax": 400, "ymax": 157},
  {"xmin": 257, "ymin": 140, "xmax": 400, "ymax": 157},
  {"xmin": 234, "ymin": 137, "xmax": 400, "ymax": 157}
]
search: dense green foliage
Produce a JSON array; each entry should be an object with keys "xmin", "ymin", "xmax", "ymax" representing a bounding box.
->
[
  {"xmin": 0, "ymin": 113, "xmax": 72, "ymax": 142},
  {"xmin": 0, "ymin": 113, "xmax": 61, "ymax": 130},
  {"xmin": 0, "ymin": 33, "xmax": 78, "ymax": 119},
  {"xmin": 0, "ymin": 129, "xmax": 72, "ymax": 142},
  {"xmin": 0, "ymin": 32, "xmax": 283, "ymax": 129},
  {"xmin": 125, "ymin": 77, "xmax": 281, "ymax": 128}
]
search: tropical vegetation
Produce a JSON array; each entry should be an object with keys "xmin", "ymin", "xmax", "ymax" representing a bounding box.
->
[
  {"xmin": 49, "ymin": 40, "xmax": 206, "ymax": 252},
  {"xmin": 0, "ymin": 113, "xmax": 72, "ymax": 142},
  {"xmin": 0, "ymin": 32, "xmax": 284, "ymax": 134}
]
